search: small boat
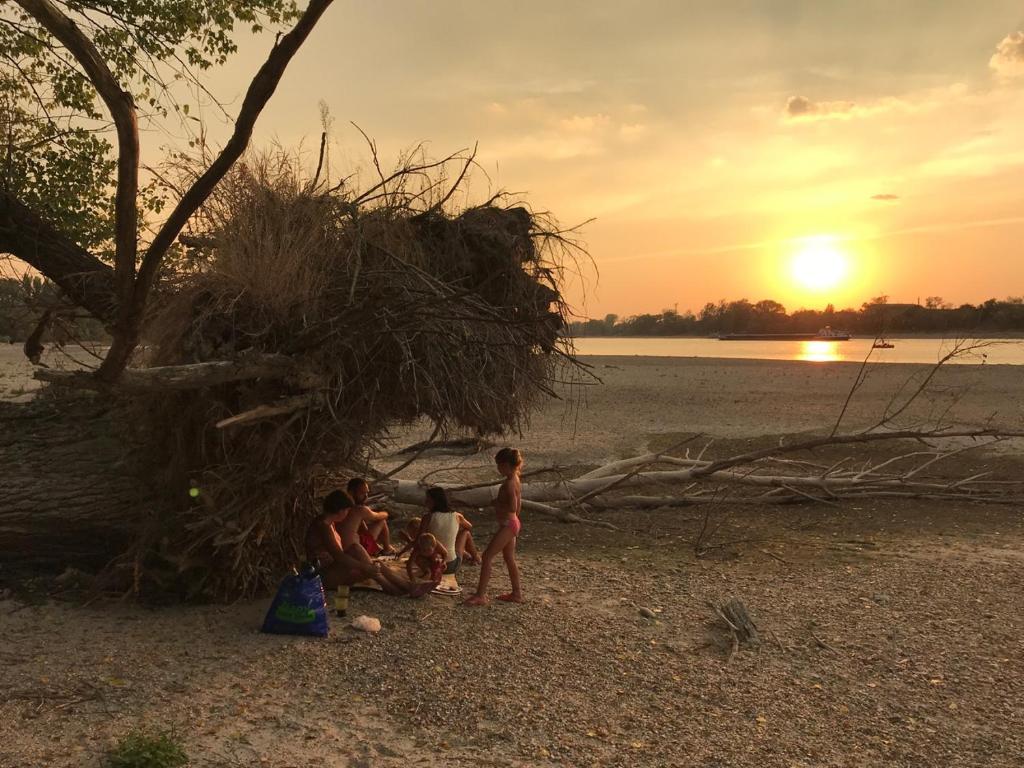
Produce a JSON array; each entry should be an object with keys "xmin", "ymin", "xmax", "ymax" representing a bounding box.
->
[
  {"xmin": 718, "ymin": 326, "xmax": 851, "ymax": 342},
  {"xmin": 873, "ymin": 339, "xmax": 895, "ymax": 349}
]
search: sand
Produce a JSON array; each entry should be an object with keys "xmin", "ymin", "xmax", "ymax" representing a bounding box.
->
[
  {"xmin": 0, "ymin": 344, "xmax": 43, "ymax": 402},
  {"xmin": 2, "ymin": 349, "xmax": 1023, "ymax": 767}
]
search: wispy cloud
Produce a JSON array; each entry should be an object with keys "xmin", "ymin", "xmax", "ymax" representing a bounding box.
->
[
  {"xmin": 480, "ymin": 102, "xmax": 652, "ymax": 161},
  {"xmin": 599, "ymin": 214, "xmax": 1024, "ymax": 265},
  {"xmin": 558, "ymin": 114, "xmax": 611, "ymax": 132},
  {"xmin": 782, "ymin": 85, "xmax": 968, "ymax": 123},
  {"xmin": 990, "ymin": 31, "xmax": 1024, "ymax": 79},
  {"xmin": 618, "ymin": 123, "xmax": 648, "ymax": 142},
  {"xmin": 871, "ymin": 193, "xmax": 900, "ymax": 201},
  {"xmin": 784, "ymin": 95, "xmax": 855, "ymax": 120}
]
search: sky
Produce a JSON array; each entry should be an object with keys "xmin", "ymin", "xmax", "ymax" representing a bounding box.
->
[{"xmin": 157, "ymin": 0, "xmax": 1024, "ymax": 318}]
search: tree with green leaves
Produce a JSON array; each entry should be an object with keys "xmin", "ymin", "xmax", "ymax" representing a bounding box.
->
[
  {"xmin": 0, "ymin": 1, "xmax": 339, "ymax": 594},
  {"xmin": 0, "ymin": 0, "xmax": 333, "ymax": 377},
  {"xmin": 0, "ymin": 1, "xmax": 583, "ymax": 599}
]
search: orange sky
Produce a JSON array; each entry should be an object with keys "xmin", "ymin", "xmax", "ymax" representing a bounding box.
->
[{"xmin": 141, "ymin": 2, "xmax": 1024, "ymax": 316}]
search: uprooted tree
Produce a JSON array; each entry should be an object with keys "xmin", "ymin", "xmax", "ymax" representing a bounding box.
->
[
  {"xmin": 0, "ymin": 1, "xmax": 595, "ymax": 599},
  {"xmin": 2, "ymin": 2, "xmax": 1022, "ymax": 603},
  {"xmin": 5, "ymin": 151, "xmax": 587, "ymax": 598}
]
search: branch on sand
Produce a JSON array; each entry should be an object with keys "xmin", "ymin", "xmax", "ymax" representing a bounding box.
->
[
  {"xmin": 377, "ymin": 425, "xmax": 1024, "ymax": 530},
  {"xmin": 374, "ymin": 334, "xmax": 1021, "ymax": 536}
]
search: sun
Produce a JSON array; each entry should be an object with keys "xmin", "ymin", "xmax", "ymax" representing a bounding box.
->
[{"xmin": 790, "ymin": 237, "xmax": 849, "ymax": 292}]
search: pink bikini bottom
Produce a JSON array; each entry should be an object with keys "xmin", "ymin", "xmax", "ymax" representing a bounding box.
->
[{"xmin": 503, "ymin": 516, "xmax": 522, "ymax": 536}]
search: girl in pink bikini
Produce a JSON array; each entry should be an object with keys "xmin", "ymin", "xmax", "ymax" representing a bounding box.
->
[{"xmin": 465, "ymin": 448, "xmax": 523, "ymax": 606}]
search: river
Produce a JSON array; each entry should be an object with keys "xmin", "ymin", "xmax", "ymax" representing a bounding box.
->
[{"xmin": 572, "ymin": 336, "xmax": 1024, "ymax": 365}]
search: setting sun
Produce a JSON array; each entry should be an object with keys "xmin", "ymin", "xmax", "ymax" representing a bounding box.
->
[{"xmin": 790, "ymin": 237, "xmax": 849, "ymax": 292}]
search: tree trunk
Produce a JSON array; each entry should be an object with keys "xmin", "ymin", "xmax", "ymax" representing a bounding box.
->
[
  {"xmin": 35, "ymin": 354, "xmax": 295, "ymax": 392},
  {"xmin": 0, "ymin": 396, "xmax": 144, "ymax": 571},
  {"xmin": 0, "ymin": 190, "xmax": 118, "ymax": 325}
]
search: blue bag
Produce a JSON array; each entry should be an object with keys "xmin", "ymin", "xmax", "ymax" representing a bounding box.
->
[{"xmin": 261, "ymin": 568, "xmax": 330, "ymax": 637}]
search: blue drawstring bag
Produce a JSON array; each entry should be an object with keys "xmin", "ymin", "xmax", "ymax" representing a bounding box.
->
[{"xmin": 261, "ymin": 567, "xmax": 330, "ymax": 637}]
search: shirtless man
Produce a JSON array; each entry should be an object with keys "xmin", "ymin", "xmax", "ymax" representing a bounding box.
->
[
  {"xmin": 346, "ymin": 477, "xmax": 396, "ymax": 556},
  {"xmin": 336, "ymin": 481, "xmax": 410, "ymax": 595},
  {"xmin": 304, "ymin": 490, "xmax": 378, "ymax": 589}
]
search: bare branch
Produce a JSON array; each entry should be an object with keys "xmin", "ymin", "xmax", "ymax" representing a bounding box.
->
[
  {"xmin": 309, "ymin": 130, "xmax": 328, "ymax": 191},
  {"xmin": 16, "ymin": 0, "xmax": 139, "ymax": 331},
  {"xmin": 98, "ymin": 0, "xmax": 335, "ymax": 380}
]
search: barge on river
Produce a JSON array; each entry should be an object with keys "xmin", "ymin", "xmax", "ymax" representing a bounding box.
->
[{"xmin": 718, "ymin": 326, "xmax": 852, "ymax": 342}]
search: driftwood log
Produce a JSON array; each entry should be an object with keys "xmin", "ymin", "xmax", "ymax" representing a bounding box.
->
[
  {"xmin": 378, "ymin": 428, "xmax": 1024, "ymax": 530},
  {"xmin": 33, "ymin": 354, "xmax": 294, "ymax": 392}
]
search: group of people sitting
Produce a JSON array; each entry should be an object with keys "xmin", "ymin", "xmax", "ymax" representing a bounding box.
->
[{"xmin": 304, "ymin": 447, "xmax": 525, "ymax": 605}]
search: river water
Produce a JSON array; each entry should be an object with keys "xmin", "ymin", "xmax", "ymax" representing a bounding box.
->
[{"xmin": 572, "ymin": 336, "xmax": 1024, "ymax": 365}]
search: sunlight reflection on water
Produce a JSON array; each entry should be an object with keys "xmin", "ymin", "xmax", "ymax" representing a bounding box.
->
[
  {"xmin": 797, "ymin": 340, "xmax": 841, "ymax": 363},
  {"xmin": 573, "ymin": 337, "xmax": 1024, "ymax": 364}
]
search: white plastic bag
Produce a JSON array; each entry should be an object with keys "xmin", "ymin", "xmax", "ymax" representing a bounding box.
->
[{"xmin": 351, "ymin": 615, "xmax": 382, "ymax": 634}]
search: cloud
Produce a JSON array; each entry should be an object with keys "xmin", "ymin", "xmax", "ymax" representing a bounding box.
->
[
  {"xmin": 785, "ymin": 95, "xmax": 814, "ymax": 116},
  {"xmin": 487, "ymin": 133, "xmax": 607, "ymax": 161},
  {"xmin": 618, "ymin": 123, "xmax": 648, "ymax": 142},
  {"xmin": 480, "ymin": 103, "xmax": 653, "ymax": 161},
  {"xmin": 990, "ymin": 32, "xmax": 1024, "ymax": 79},
  {"xmin": 782, "ymin": 84, "xmax": 968, "ymax": 124},
  {"xmin": 784, "ymin": 95, "xmax": 856, "ymax": 120},
  {"xmin": 871, "ymin": 193, "xmax": 900, "ymax": 201},
  {"xmin": 557, "ymin": 113, "xmax": 611, "ymax": 132}
]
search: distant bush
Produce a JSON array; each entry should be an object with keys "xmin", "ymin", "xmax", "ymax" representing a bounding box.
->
[
  {"xmin": 570, "ymin": 296, "xmax": 1024, "ymax": 337},
  {"xmin": 106, "ymin": 730, "xmax": 187, "ymax": 768}
]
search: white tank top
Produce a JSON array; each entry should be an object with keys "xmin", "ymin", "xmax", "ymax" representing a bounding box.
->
[{"xmin": 427, "ymin": 512, "xmax": 459, "ymax": 560}]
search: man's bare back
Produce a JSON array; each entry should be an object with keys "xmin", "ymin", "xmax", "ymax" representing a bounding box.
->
[
  {"xmin": 336, "ymin": 504, "xmax": 386, "ymax": 549},
  {"xmin": 305, "ymin": 508, "xmax": 347, "ymax": 563}
]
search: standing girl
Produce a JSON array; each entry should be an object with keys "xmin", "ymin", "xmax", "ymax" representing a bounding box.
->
[{"xmin": 465, "ymin": 448, "xmax": 523, "ymax": 605}]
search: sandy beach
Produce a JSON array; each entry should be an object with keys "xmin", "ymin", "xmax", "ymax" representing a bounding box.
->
[{"xmin": 2, "ymin": 349, "xmax": 1023, "ymax": 767}]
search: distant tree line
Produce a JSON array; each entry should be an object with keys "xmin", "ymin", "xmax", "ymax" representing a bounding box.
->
[
  {"xmin": 0, "ymin": 276, "xmax": 107, "ymax": 344},
  {"xmin": 570, "ymin": 296, "xmax": 1024, "ymax": 337}
]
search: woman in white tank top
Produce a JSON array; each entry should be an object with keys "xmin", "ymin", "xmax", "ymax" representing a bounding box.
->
[{"xmin": 422, "ymin": 487, "xmax": 478, "ymax": 573}]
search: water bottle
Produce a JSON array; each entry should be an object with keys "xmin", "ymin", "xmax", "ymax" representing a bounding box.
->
[{"xmin": 334, "ymin": 585, "xmax": 350, "ymax": 617}]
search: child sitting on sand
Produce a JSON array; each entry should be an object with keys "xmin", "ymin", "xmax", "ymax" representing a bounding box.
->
[
  {"xmin": 406, "ymin": 533, "xmax": 448, "ymax": 589},
  {"xmin": 395, "ymin": 489, "xmax": 480, "ymax": 568},
  {"xmin": 465, "ymin": 448, "xmax": 524, "ymax": 606}
]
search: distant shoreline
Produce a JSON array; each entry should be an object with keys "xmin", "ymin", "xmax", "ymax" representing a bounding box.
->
[
  {"xmin": 569, "ymin": 332, "xmax": 1024, "ymax": 340},
  {"xmin": 573, "ymin": 353, "xmax": 1014, "ymax": 369}
]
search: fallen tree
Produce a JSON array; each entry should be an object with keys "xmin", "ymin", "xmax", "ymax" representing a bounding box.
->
[
  {"xmin": 0, "ymin": 0, "xmax": 595, "ymax": 599},
  {"xmin": 378, "ymin": 427, "xmax": 1024, "ymax": 528},
  {"xmin": 1, "ymin": 148, "xmax": 590, "ymax": 599},
  {"xmin": 3, "ymin": 3, "xmax": 1019, "ymax": 604}
]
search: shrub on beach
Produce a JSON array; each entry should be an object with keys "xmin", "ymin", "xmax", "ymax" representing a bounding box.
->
[{"xmin": 106, "ymin": 729, "xmax": 187, "ymax": 768}]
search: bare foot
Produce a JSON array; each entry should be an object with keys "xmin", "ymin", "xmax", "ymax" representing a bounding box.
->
[
  {"xmin": 496, "ymin": 593, "xmax": 524, "ymax": 604},
  {"xmin": 464, "ymin": 595, "xmax": 490, "ymax": 607}
]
